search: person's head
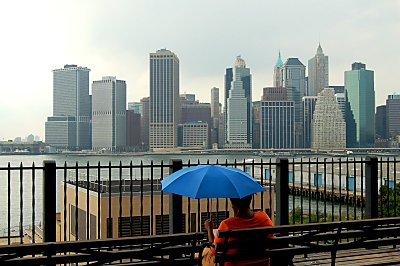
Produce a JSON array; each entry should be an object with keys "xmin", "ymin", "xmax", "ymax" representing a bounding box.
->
[{"xmin": 230, "ymin": 195, "xmax": 253, "ymax": 213}]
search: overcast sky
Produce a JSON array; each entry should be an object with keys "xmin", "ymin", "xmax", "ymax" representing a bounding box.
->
[{"xmin": 0, "ymin": 0, "xmax": 399, "ymax": 140}]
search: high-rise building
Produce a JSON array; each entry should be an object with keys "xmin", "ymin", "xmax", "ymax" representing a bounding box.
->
[
  {"xmin": 128, "ymin": 102, "xmax": 143, "ymax": 115},
  {"xmin": 345, "ymin": 62, "xmax": 375, "ymax": 147},
  {"xmin": 308, "ymin": 44, "xmax": 329, "ymax": 96},
  {"xmin": 224, "ymin": 56, "xmax": 252, "ymax": 148},
  {"xmin": 45, "ymin": 64, "xmax": 91, "ymax": 150},
  {"xmin": 375, "ymin": 105, "xmax": 387, "ymax": 140},
  {"xmin": 140, "ymin": 97, "xmax": 150, "ymax": 149},
  {"xmin": 260, "ymin": 101, "xmax": 295, "ymax": 149},
  {"xmin": 386, "ymin": 94, "xmax": 400, "ymax": 138},
  {"xmin": 149, "ymin": 49, "xmax": 180, "ymax": 150},
  {"xmin": 273, "ymin": 51, "xmax": 283, "ymax": 87},
  {"xmin": 92, "ymin": 76, "xmax": 126, "ymax": 151},
  {"xmin": 276, "ymin": 58, "xmax": 306, "ymax": 148},
  {"xmin": 210, "ymin": 87, "xmax": 220, "ymax": 146},
  {"xmin": 252, "ymin": 101, "xmax": 261, "ymax": 149},
  {"xmin": 181, "ymin": 101, "xmax": 211, "ymax": 148},
  {"xmin": 302, "ymin": 96, "xmax": 318, "ymax": 148},
  {"xmin": 262, "ymin": 87, "xmax": 287, "ymax": 101},
  {"xmin": 311, "ymin": 88, "xmax": 346, "ymax": 149},
  {"xmin": 126, "ymin": 110, "xmax": 141, "ymax": 148}
]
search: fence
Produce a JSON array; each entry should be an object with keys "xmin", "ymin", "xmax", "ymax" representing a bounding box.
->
[{"xmin": 0, "ymin": 156, "xmax": 398, "ymax": 245}]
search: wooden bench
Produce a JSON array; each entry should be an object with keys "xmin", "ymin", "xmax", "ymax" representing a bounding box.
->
[
  {"xmin": 215, "ymin": 217, "xmax": 400, "ymax": 266},
  {"xmin": 0, "ymin": 232, "xmax": 204, "ymax": 265}
]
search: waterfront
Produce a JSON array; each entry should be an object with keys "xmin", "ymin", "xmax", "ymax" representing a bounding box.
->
[{"xmin": 0, "ymin": 153, "xmax": 396, "ymax": 237}]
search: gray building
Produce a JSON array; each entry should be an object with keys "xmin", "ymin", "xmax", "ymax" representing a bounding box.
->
[
  {"xmin": 210, "ymin": 87, "xmax": 221, "ymax": 146},
  {"xmin": 302, "ymin": 96, "xmax": 318, "ymax": 148},
  {"xmin": 128, "ymin": 102, "xmax": 143, "ymax": 115},
  {"xmin": 276, "ymin": 58, "xmax": 306, "ymax": 148},
  {"xmin": 45, "ymin": 64, "xmax": 91, "ymax": 150},
  {"xmin": 386, "ymin": 94, "xmax": 400, "ymax": 138},
  {"xmin": 308, "ymin": 44, "xmax": 329, "ymax": 96},
  {"xmin": 92, "ymin": 76, "xmax": 126, "ymax": 151},
  {"xmin": 225, "ymin": 56, "xmax": 252, "ymax": 148},
  {"xmin": 345, "ymin": 62, "xmax": 375, "ymax": 147},
  {"xmin": 140, "ymin": 97, "xmax": 150, "ymax": 149},
  {"xmin": 181, "ymin": 101, "xmax": 211, "ymax": 148},
  {"xmin": 149, "ymin": 49, "xmax": 180, "ymax": 150},
  {"xmin": 375, "ymin": 105, "xmax": 387, "ymax": 140},
  {"xmin": 177, "ymin": 122, "xmax": 208, "ymax": 149}
]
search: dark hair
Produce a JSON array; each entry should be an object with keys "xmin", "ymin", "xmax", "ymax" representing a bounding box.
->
[{"xmin": 230, "ymin": 195, "xmax": 252, "ymax": 211}]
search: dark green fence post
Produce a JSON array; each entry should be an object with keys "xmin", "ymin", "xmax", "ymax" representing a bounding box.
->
[
  {"xmin": 365, "ymin": 156, "xmax": 378, "ymax": 219},
  {"xmin": 43, "ymin": 160, "xmax": 56, "ymax": 242},
  {"xmin": 276, "ymin": 158, "xmax": 289, "ymax": 225},
  {"xmin": 169, "ymin": 159, "xmax": 183, "ymax": 234}
]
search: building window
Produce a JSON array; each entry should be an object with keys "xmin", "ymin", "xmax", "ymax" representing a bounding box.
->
[{"xmin": 118, "ymin": 216, "xmax": 150, "ymax": 237}]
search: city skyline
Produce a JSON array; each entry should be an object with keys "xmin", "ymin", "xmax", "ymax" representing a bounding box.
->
[{"xmin": 1, "ymin": 0, "xmax": 400, "ymax": 140}]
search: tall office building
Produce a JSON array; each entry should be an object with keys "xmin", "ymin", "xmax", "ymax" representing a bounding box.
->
[
  {"xmin": 375, "ymin": 105, "xmax": 387, "ymax": 139},
  {"xmin": 45, "ymin": 64, "xmax": 91, "ymax": 150},
  {"xmin": 308, "ymin": 44, "xmax": 329, "ymax": 96},
  {"xmin": 210, "ymin": 87, "xmax": 220, "ymax": 146},
  {"xmin": 140, "ymin": 97, "xmax": 150, "ymax": 149},
  {"xmin": 302, "ymin": 96, "xmax": 318, "ymax": 148},
  {"xmin": 128, "ymin": 102, "xmax": 143, "ymax": 115},
  {"xmin": 386, "ymin": 94, "xmax": 400, "ymax": 138},
  {"xmin": 260, "ymin": 101, "xmax": 295, "ymax": 149},
  {"xmin": 149, "ymin": 49, "xmax": 180, "ymax": 150},
  {"xmin": 92, "ymin": 76, "xmax": 126, "ymax": 151},
  {"xmin": 273, "ymin": 51, "xmax": 284, "ymax": 87},
  {"xmin": 345, "ymin": 62, "xmax": 375, "ymax": 147},
  {"xmin": 225, "ymin": 56, "xmax": 252, "ymax": 148},
  {"xmin": 312, "ymin": 88, "xmax": 346, "ymax": 149},
  {"xmin": 181, "ymin": 101, "xmax": 211, "ymax": 148},
  {"xmin": 252, "ymin": 101, "xmax": 261, "ymax": 149},
  {"xmin": 126, "ymin": 110, "xmax": 141, "ymax": 147},
  {"xmin": 277, "ymin": 58, "xmax": 306, "ymax": 148}
]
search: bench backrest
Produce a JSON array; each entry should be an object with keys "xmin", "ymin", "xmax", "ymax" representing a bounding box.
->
[{"xmin": 215, "ymin": 217, "xmax": 400, "ymax": 265}]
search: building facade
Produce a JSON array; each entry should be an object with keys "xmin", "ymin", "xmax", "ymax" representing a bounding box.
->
[
  {"xmin": 345, "ymin": 62, "xmax": 375, "ymax": 147},
  {"xmin": 92, "ymin": 76, "xmax": 126, "ymax": 151},
  {"xmin": 177, "ymin": 122, "xmax": 208, "ymax": 149},
  {"xmin": 308, "ymin": 44, "xmax": 329, "ymax": 96},
  {"xmin": 260, "ymin": 101, "xmax": 295, "ymax": 149},
  {"xmin": 149, "ymin": 49, "xmax": 180, "ymax": 150},
  {"xmin": 126, "ymin": 110, "xmax": 141, "ymax": 148},
  {"xmin": 45, "ymin": 64, "xmax": 91, "ymax": 150},
  {"xmin": 311, "ymin": 88, "xmax": 346, "ymax": 149},
  {"xmin": 302, "ymin": 96, "xmax": 318, "ymax": 148},
  {"xmin": 225, "ymin": 56, "xmax": 252, "ymax": 148},
  {"xmin": 386, "ymin": 94, "xmax": 400, "ymax": 139},
  {"xmin": 210, "ymin": 87, "xmax": 220, "ymax": 146}
]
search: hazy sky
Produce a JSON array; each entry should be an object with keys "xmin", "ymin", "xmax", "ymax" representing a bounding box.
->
[{"xmin": 0, "ymin": 0, "xmax": 399, "ymax": 140}]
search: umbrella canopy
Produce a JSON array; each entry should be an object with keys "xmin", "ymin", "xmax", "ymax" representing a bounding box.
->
[{"xmin": 161, "ymin": 164, "xmax": 264, "ymax": 199}]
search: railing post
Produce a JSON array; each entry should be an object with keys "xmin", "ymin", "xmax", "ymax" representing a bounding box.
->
[
  {"xmin": 43, "ymin": 160, "xmax": 56, "ymax": 242},
  {"xmin": 169, "ymin": 159, "xmax": 183, "ymax": 234},
  {"xmin": 365, "ymin": 156, "xmax": 378, "ymax": 219},
  {"xmin": 276, "ymin": 158, "xmax": 289, "ymax": 226}
]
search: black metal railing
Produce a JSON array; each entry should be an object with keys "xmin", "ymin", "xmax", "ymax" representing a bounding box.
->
[{"xmin": 0, "ymin": 156, "xmax": 398, "ymax": 245}]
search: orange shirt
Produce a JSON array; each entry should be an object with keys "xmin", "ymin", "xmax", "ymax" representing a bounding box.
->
[{"xmin": 213, "ymin": 211, "xmax": 274, "ymax": 266}]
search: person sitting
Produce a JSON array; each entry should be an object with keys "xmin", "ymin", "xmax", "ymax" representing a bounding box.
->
[{"xmin": 203, "ymin": 194, "xmax": 274, "ymax": 266}]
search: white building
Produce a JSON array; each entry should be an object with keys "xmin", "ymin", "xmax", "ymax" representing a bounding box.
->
[
  {"xmin": 312, "ymin": 88, "xmax": 346, "ymax": 149},
  {"xmin": 92, "ymin": 76, "xmax": 126, "ymax": 151},
  {"xmin": 149, "ymin": 49, "xmax": 180, "ymax": 150},
  {"xmin": 225, "ymin": 56, "xmax": 252, "ymax": 149},
  {"xmin": 308, "ymin": 44, "xmax": 329, "ymax": 96}
]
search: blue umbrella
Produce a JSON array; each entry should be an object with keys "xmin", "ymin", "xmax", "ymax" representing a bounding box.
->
[{"xmin": 161, "ymin": 164, "xmax": 264, "ymax": 199}]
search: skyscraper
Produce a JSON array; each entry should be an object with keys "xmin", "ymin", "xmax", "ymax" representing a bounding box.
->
[
  {"xmin": 375, "ymin": 105, "xmax": 387, "ymax": 140},
  {"xmin": 273, "ymin": 51, "xmax": 283, "ymax": 87},
  {"xmin": 149, "ymin": 49, "xmax": 180, "ymax": 150},
  {"xmin": 345, "ymin": 62, "xmax": 375, "ymax": 147},
  {"xmin": 45, "ymin": 64, "xmax": 91, "ymax": 150},
  {"xmin": 278, "ymin": 58, "xmax": 306, "ymax": 148},
  {"xmin": 386, "ymin": 94, "xmax": 400, "ymax": 138},
  {"xmin": 302, "ymin": 96, "xmax": 318, "ymax": 148},
  {"xmin": 308, "ymin": 44, "xmax": 329, "ymax": 96},
  {"xmin": 210, "ymin": 87, "xmax": 220, "ymax": 146},
  {"xmin": 225, "ymin": 56, "xmax": 252, "ymax": 148},
  {"xmin": 92, "ymin": 76, "xmax": 127, "ymax": 151},
  {"xmin": 311, "ymin": 88, "xmax": 346, "ymax": 149}
]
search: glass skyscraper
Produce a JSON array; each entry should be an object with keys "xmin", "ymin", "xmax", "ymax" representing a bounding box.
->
[
  {"xmin": 149, "ymin": 49, "xmax": 180, "ymax": 150},
  {"xmin": 345, "ymin": 62, "xmax": 375, "ymax": 147},
  {"xmin": 45, "ymin": 64, "xmax": 91, "ymax": 150}
]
